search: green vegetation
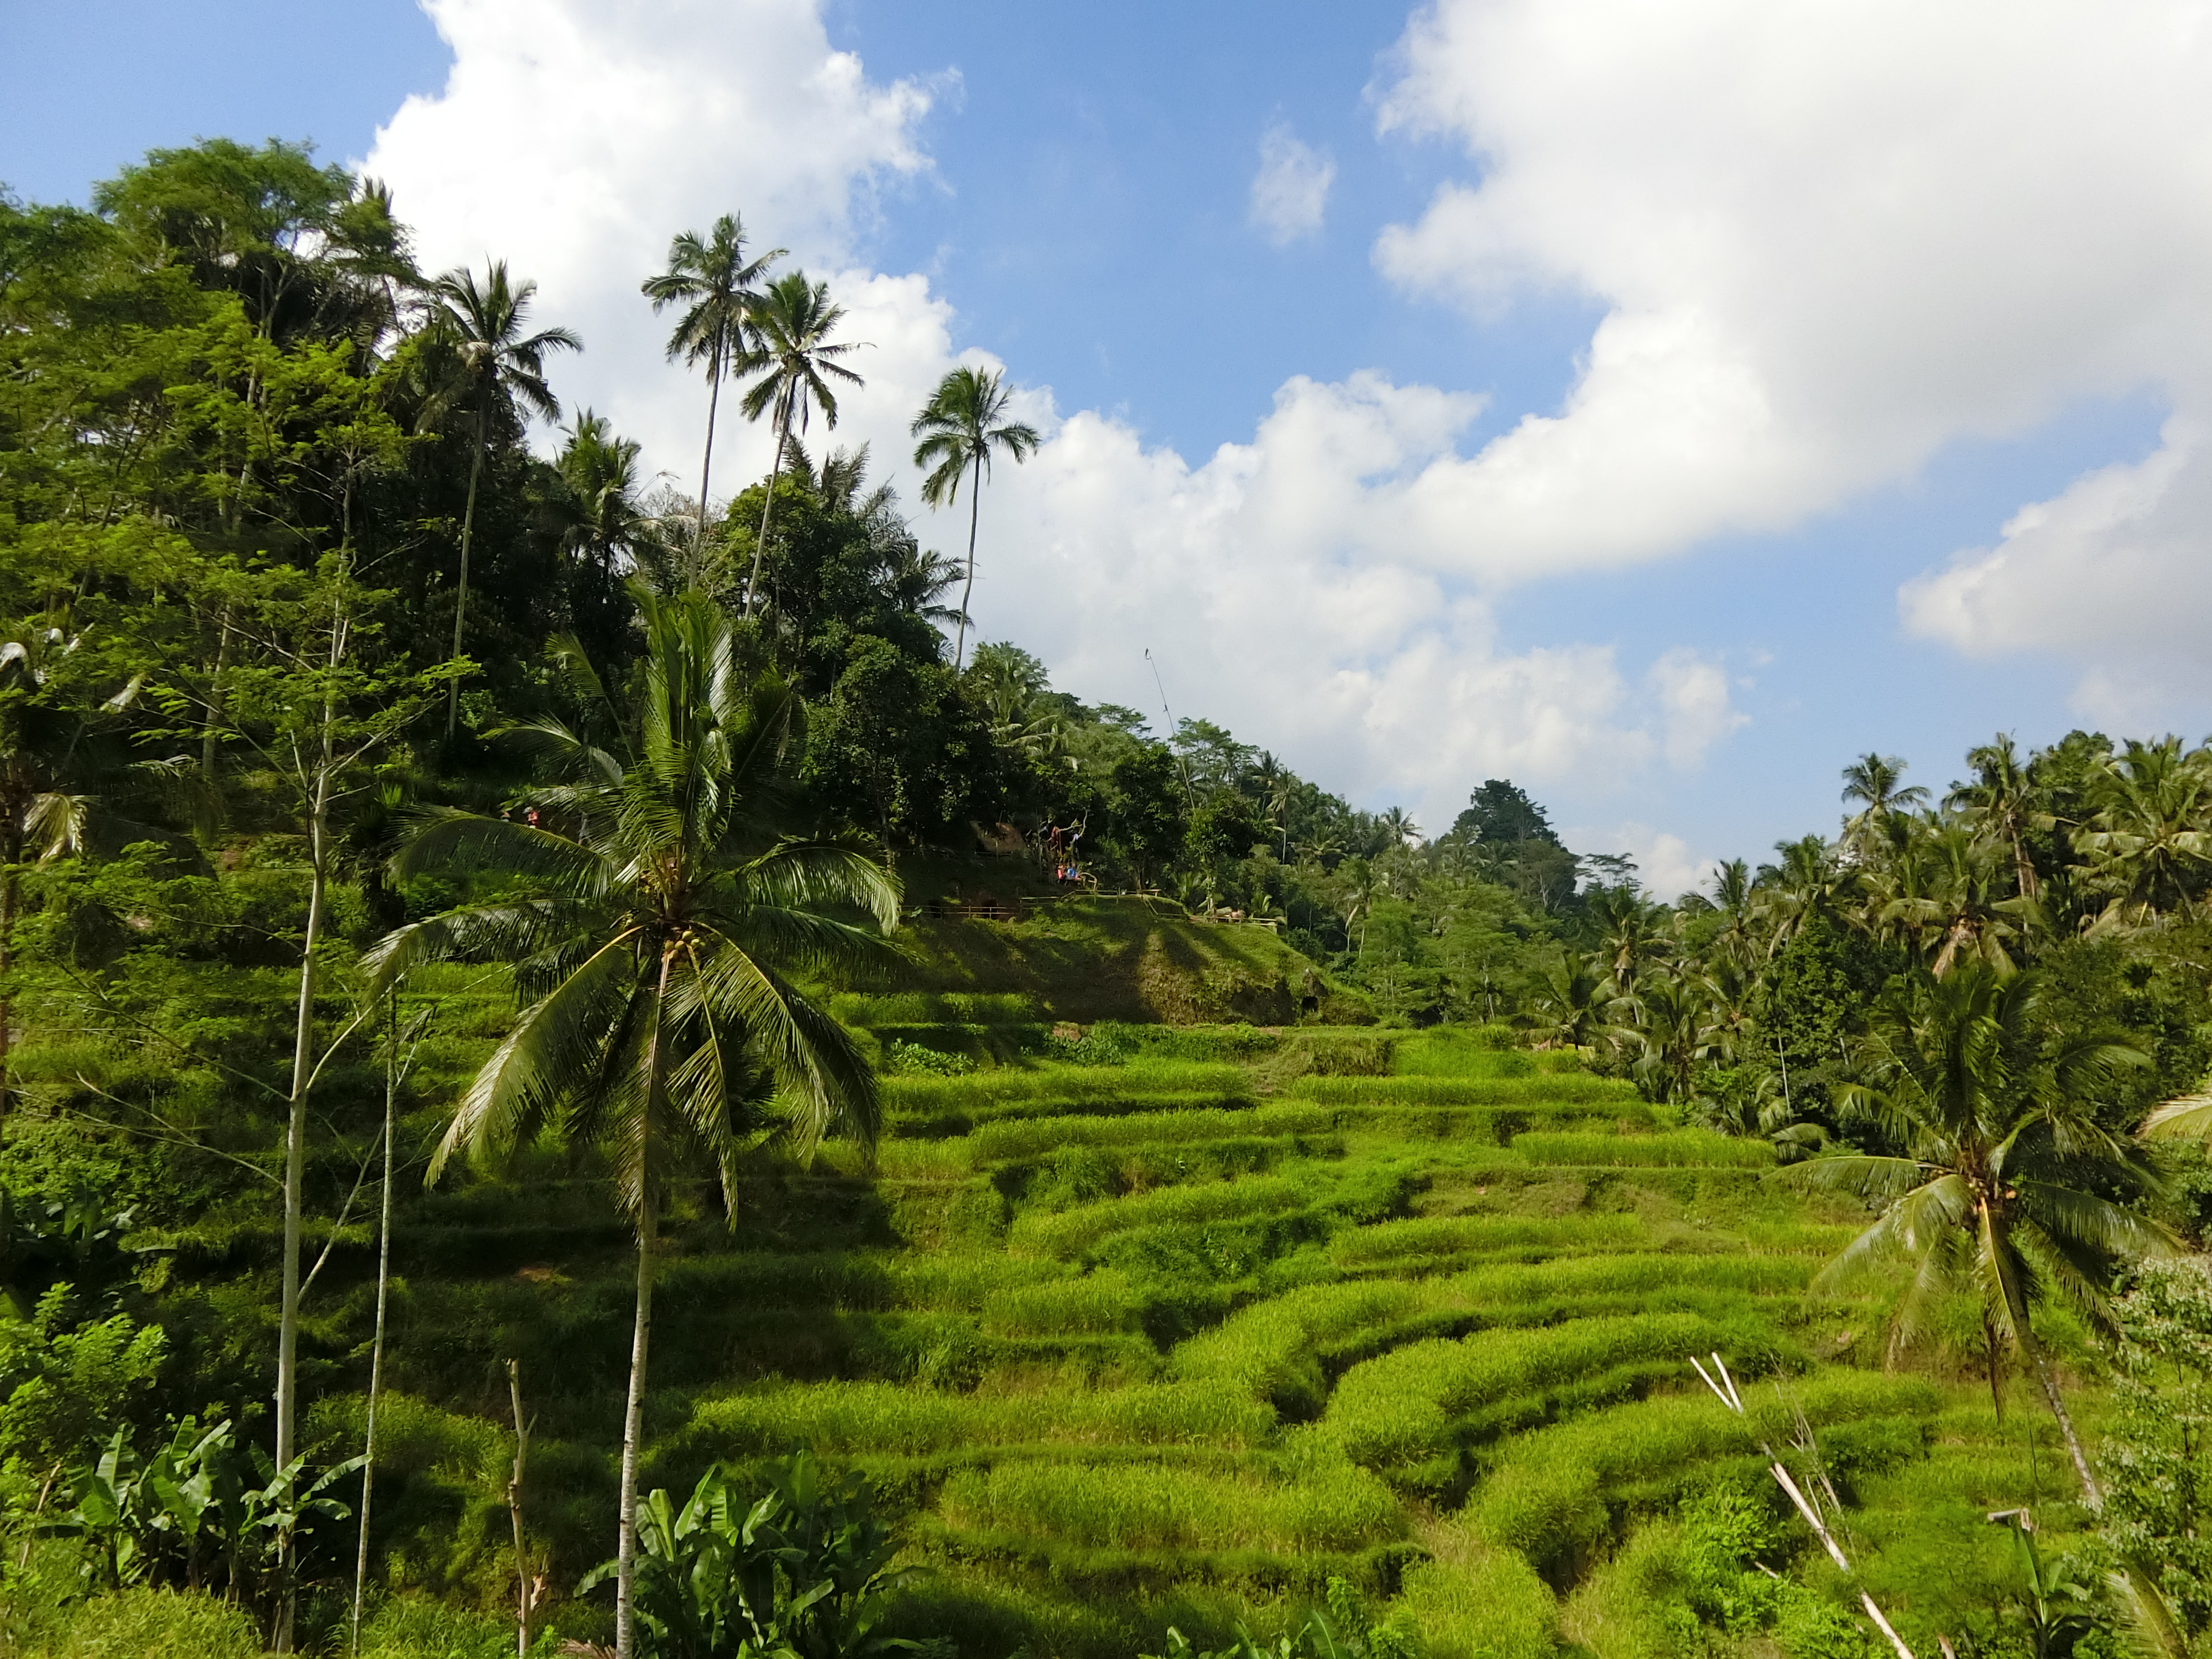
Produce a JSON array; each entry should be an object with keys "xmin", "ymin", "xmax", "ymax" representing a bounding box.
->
[{"xmin": 1, "ymin": 137, "xmax": 2209, "ymax": 1659}]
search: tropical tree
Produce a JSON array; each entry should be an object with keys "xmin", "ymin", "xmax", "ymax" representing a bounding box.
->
[
  {"xmin": 1841, "ymin": 752, "xmax": 1930, "ymax": 857},
  {"xmin": 910, "ymin": 366, "xmax": 1040, "ymax": 671},
  {"xmin": 1949, "ymin": 733, "xmax": 2044, "ymax": 899},
  {"xmin": 1874, "ymin": 818, "xmax": 2035, "ymax": 975},
  {"xmin": 418, "ymin": 261, "xmax": 580, "ymax": 736},
  {"xmin": 1785, "ymin": 964, "xmax": 2168, "ymax": 1500},
  {"xmin": 739, "ymin": 272, "xmax": 865, "ymax": 618},
  {"xmin": 641, "ymin": 214, "xmax": 783, "ymax": 578},
  {"xmin": 367, "ymin": 588, "xmax": 899, "ymax": 1659},
  {"xmin": 2077, "ymin": 737, "xmax": 2212, "ymax": 930}
]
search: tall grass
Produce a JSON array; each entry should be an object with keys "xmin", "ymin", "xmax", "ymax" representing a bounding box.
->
[
  {"xmin": 1328, "ymin": 1214, "xmax": 1650, "ymax": 1270},
  {"xmin": 968, "ymin": 1104, "xmax": 1331, "ymax": 1164},
  {"xmin": 1011, "ymin": 1178, "xmax": 1311, "ymax": 1259},
  {"xmin": 936, "ymin": 1455, "xmax": 1406, "ymax": 1554},
  {"xmin": 1291, "ymin": 1075, "xmax": 1640, "ymax": 1106},
  {"xmin": 1468, "ymin": 1370, "xmax": 1940, "ymax": 1568},
  {"xmin": 1395, "ymin": 1517, "xmax": 1558, "ymax": 1659},
  {"xmin": 1510, "ymin": 1131, "xmax": 1776, "ymax": 1168},
  {"xmin": 1320, "ymin": 1311, "xmax": 1785, "ymax": 1470},
  {"xmin": 674, "ymin": 1377, "xmax": 1277, "ymax": 1459},
  {"xmin": 980, "ymin": 1270, "xmax": 1144, "ymax": 1335}
]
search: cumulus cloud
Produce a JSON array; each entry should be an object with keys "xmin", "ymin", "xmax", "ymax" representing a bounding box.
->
[
  {"xmin": 1369, "ymin": 0, "xmax": 2212, "ymax": 630},
  {"xmin": 1899, "ymin": 414, "xmax": 2212, "ymax": 724},
  {"xmin": 360, "ymin": 0, "xmax": 1746, "ymax": 841},
  {"xmin": 1563, "ymin": 823, "xmax": 1713, "ymax": 905},
  {"xmin": 1249, "ymin": 122, "xmax": 1335, "ymax": 244},
  {"xmin": 364, "ymin": 0, "xmax": 938, "ymax": 478}
]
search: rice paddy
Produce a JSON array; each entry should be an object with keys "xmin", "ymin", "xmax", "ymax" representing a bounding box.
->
[{"xmin": 374, "ymin": 1022, "xmax": 2089, "ymax": 1658}]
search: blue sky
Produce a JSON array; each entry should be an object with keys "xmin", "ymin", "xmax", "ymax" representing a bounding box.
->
[{"xmin": 6, "ymin": 0, "xmax": 2203, "ymax": 893}]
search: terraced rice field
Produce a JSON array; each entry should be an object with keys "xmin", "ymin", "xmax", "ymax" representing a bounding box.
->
[
  {"xmin": 353, "ymin": 1018, "xmax": 2088, "ymax": 1656},
  {"xmin": 619, "ymin": 1034, "xmax": 2077, "ymax": 1658}
]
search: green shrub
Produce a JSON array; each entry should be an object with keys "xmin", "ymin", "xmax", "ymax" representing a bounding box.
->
[{"xmin": 885, "ymin": 1040, "xmax": 978, "ymax": 1076}]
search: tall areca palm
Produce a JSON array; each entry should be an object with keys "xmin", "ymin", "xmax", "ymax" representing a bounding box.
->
[
  {"xmin": 366, "ymin": 589, "xmax": 898, "ymax": 1659},
  {"xmin": 1785, "ymin": 964, "xmax": 2167, "ymax": 1500},
  {"xmin": 641, "ymin": 214, "xmax": 783, "ymax": 580},
  {"xmin": 421, "ymin": 261, "xmax": 580, "ymax": 737},
  {"xmin": 739, "ymin": 272, "xmax": 865, "ymax": 618},
  {"xmin": 910, "ymin": 366, "xmax": 1040, "ymax": 671}
]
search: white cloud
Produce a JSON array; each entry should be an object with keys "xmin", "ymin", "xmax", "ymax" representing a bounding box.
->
[
  {"xmin": 1563, "ymin": 821, "xmax": 1712, "ymax": 904},
  {"xmin": 1249, "ymin": 123, "xmax": 1335, "ymax": 245},
  {"xmin": 1368, "ymin": 0, "xmax": 2212, "ymax": 635},
  {"xmin": 359, "ymin": 0, "xmax": 1746, "ymax": 848},
  {"xmin": 364, "ymin": 0, "xmax": 938, "ymax": 481},
  {"xmin": 1900, "ymin": 414, "xmax": 2212, "ymax": 723}
]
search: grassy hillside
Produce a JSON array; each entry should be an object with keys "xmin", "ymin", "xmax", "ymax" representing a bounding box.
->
[
  {"xmin": 834, "ymin": 894, "xmax": 1373, "ymax": 1026},
  {"xmin": 187, "ymin": 1011, "xmax": 2095, "ymax": 1657}
]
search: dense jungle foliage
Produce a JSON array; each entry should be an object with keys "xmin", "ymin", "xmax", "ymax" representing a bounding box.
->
[{"xmin": 3, "ymin": 139, "xmax": 2212, "ymax": 1659}]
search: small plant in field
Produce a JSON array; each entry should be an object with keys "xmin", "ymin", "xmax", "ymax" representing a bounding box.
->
[
  {"xmin": 1145, "ymin": 1577, "xmax": 1416, "ymax": 1659},
  {"xmin": 584, "ymin": 1450, "xmax": 941, "ymax": 1659},
  {"xmin": 885, "ymin": 1039, "xmax": 975, "ymax": 1076}
]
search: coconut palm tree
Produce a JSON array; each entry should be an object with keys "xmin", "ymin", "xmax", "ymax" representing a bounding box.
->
[
  {"xmin": 739, "ymin": 272, "xmax": 865, "ymax": 619},
  {"xmin": 1874, "ymin": 818, "xmax": 2036, "ymax": 975},
  {"xmin": 419, "ymin": 261, "xmax": 581, "ymax": 737},
  {"xmin": 1841, "ymin": 752, "xmax": 1931, "ymax": 862},
  {"xmin": 910, "ymin": 366, "xmax": 1040, "ymax": 671},
  {"xmin": 1949, "ymin": 733, "xmax": 2044, "ymax": 900},
  {"xmin": 2076, "ymin": 737, "xmax": 2212, "ymax": 930},
  {"xmin": 641, "ymin": 214, "xmax": 783, "ymax": 578},
  {"xmin": 366, "ymin": 588, "xmax": 898, "ymax": 1659},
  {"xmin": 1784, "ymin": 963, "xmax": 2168, "ymax": 1500}
]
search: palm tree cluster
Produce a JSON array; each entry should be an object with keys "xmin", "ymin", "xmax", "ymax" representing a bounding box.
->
[{"xmin": 1547, "ymin": 734, "xmax": 2212, "ymax": 1134}]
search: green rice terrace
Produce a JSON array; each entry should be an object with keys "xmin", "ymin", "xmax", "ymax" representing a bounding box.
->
[{"xmin": 117, "ymin": 951, "xmax": 2105, "ymax": 1659}]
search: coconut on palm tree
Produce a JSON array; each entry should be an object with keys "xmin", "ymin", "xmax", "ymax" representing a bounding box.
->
[
  {"xmin": 367, "ymin": 588, "xmax": 898, "ymax": 1659},
  {"xmin": 419, "ymin": 261, "xmax": 581, "ymax": 737},
  {"xmin": 738, "ymin": 272, "xmax": 865, "ymax": 618},
  {"xmin": 1784, "ymin": 963, "xmax": 2169, "ymax": 1501},
  {"xmin": 641, "ymin": 213, "xmax": 783, "ymax": 580},
  {"xmin": 910, "ymin": 366, "xmax": 1040, "ymax": 671}
]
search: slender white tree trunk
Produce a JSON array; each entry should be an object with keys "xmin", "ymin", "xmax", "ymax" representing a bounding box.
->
[
  {"xmin": 508, "ymin": 1359, "xmax": 535, "ymax": 1657},
  {"xmin": 350, "ymin": 992, "xmax": 400, "ymax": 1656},
  {"xmin": 615, "ymin": 951, "xmax": 675, "ymax": 1659},
  {"xmin": 447, "ymin": 414, "xmax": 486, "ymax": 738},
  {"xmin": 744, "ymin": 414, "xmax": 790, "ymax": 618},
  {"xmin": 613, "ymin": 1191, "xmax": 656, "ymax": 1659},
  {"xmin": 954, "ymin": 453, "xmax": 982, "ymax": 672},
  {"xmin": 692, "ymin": 350, "xmax": 723, "ymax": 588}
]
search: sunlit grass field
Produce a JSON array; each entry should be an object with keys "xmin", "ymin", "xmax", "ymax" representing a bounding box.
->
[{"xmin": 334, "ymin": 1018, "xmax": 2096, "ymax": 1657}]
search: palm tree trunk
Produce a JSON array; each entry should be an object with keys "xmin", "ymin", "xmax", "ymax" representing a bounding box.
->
[
  {"xmin": 613, "ymin": 1188, "xmax": 657, "ymax": 1659},
  {"xmin": 1999, "ymin": 1254, "xmax": 2101, "ymax": 1504},
  {"xmin": 744, "ymin": 415, "xmax": 790, "ymax": 619},
  {"xmin": 692, "ymin": 350, "xmax": 723, "ymax": 589},
  {"xmin": 615, "ymin": 950, "xmax": 675, "ymax": 1659},
  {"xmin": 955, "ymin": 455, "xmax": 982, "ymax": 672},
  {"xmin": 447, "ymin": 416, "xmax": 486, "ymax": 739}
]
